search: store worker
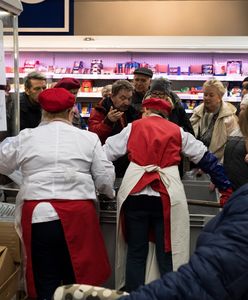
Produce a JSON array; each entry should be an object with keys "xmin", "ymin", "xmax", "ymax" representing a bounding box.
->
[
  {"xmin": 88, "ymin": 79, "xmax": 140, "ymax": 177},
  {"xmin": 54, "ymin": 77, "xmax": 87, "ymax": 129},
  {"xmin": 0, "ymin": 88, "xmax": 115, "ymax": 300},
  {"xmin": 20, "ymin": 71, "xmax": 47, "ymax": 130},
  {"xmin": 103, "ymin": 98, "xmax": 232, "ymax": 292},
  {"xmin": 132, "ymin": 67, "xmax": 153, "ymax": 111}
]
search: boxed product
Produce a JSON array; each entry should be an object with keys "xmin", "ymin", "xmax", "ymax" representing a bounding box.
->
[
  {"xmin": 155, "ymin": 64, "xmax": 169, "ymax": 74},
  {"xmin": 202, "ymin": 64, "xmax": 213, "ymax": 75},
  {"xmin": 214, "ymin": 62, "xmax": 226, "ymax": 76},
  {"xmin": 189, "ymin": 65, "xmax": 202, "ymax": 75},
  {"xmin": 0, "ymin": 246, "xmax": 20, "ymax": 300},
  {"xmin": 226, "ymin": 61, "xmax": 242, "ymax": 75},
  {"xmin": 169, "ymin": 66, "xmax": 180, "ymax": 75}
]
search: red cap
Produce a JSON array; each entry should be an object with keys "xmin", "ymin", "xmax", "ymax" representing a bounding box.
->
[
  {"xmin": 38, "ymin": 88, "xmax": 75, "ymax": 112},
  {"xmin": 142, "ymin": 97, "xmax": 172, "ymax": 115},
  {"xmin": 54, "ymin": 77, "xmax": 81, "ymax": 90}
]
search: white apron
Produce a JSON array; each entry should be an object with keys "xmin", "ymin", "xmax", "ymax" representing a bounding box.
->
[{"xmin": 115, "ymin": 162, "xmax": 190, "ymax": 290}]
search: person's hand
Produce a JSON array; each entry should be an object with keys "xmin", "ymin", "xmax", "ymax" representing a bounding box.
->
[
  {"xmin": 219, "ymin": 187, "xmax": 233, "ymax": 207},
  {"xmin": 107, "ymin": 106, "xmax": 124, "ymax": 123},
  {"xmin": 244, "ymin": 154, "xmax": 248, "ymax": 163},
  {"xmin": 209, "ymin": 182, "xmax": 215, "ymax": 192}
]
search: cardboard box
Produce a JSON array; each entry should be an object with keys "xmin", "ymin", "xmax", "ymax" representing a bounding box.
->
[
  {"xmin": 0, "ymin": 246, "xmax": 15, "ymax": 287},
  {"xmin": 0, "ymin": 221, "xmax": 21, "ymax": 263},
  {"xmin": 0, "ymin": 264, "xmax": 20, "ymax": 300},
  {"xmin": 0, "ymin": 246, "xmax": 20, "ymax": 300}
]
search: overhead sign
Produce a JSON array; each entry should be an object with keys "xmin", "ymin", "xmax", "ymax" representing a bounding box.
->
[{"xmin": 18, "ymin": 0, "xmax": 73, "ymax": 34}]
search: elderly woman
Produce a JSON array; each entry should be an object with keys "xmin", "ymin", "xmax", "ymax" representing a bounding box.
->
[
  {"xmin": 190, "ymin": 79, "xmax": 238, "ymax": 162},
  {"xmin": 0, "ymin": 88, "xmax": 115, "ymax": 300}
]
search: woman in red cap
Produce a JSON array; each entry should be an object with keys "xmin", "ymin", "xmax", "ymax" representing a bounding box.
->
[
  {"xmin": 103, "ymin": 98, "xmax": 232, "ymax": 292},
  {"xmin": 54, "ymin": 77, "xmax": 87, "ymax": 129},
  {"xmin": 0, "ymin": 88, "xmax": 115, "ymax": 300}
]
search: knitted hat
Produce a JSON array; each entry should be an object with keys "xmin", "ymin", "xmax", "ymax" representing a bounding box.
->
[
  {"xmin": 54, "ymin": 78, "xmax": 81, "ymax": 90},
  {"xmin": 133, "ymin": 67, "xmax": 153, "ymax": 78},
  {"xmin": 150, "ymin": 78, "xmax": 171, "ymax": 94},
  {"xmin": 142, "ymin": 97, "xmax": 172, "ymax": 116},
  {"xmin": 39, "ymin": 88, "xmax": 75, "ymax": 112}
]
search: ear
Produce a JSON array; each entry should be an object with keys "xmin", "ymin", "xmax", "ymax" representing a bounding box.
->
[{"xmin": 25, "ymin": 87, "xmax": 30, "ymax": 95}]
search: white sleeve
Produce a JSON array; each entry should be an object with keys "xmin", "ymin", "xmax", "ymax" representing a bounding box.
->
[
  {"xmin": 91, "ymin": 138, "xmax": 116, "ymax": 199},
  {"xmin": 0, "ymin": 136, "xmax": 19, "ymax": 175},
  {"xmin": 103, "ymin": 123, "xmax": 132, "ymax": 161},
  {"xmin": 180, "ymin": 128, "xmax": 208, "ymax": 164}
]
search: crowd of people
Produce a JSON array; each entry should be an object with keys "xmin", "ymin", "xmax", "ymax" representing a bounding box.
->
[{"xmin": 0, "ymin": 68, "xmax": 248, "ymax": 299}]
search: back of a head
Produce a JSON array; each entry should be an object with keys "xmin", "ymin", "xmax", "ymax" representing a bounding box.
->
[
  {"xmin": 38, "ymin": 88, "xmax": 75, "ymax": 113},
  {"xmin": 150, "ymin": 78, "xmax": 171, "ymax": 94}
]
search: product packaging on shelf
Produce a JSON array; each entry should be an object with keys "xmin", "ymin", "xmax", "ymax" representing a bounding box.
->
[
  {"xmin": 155, "ymin": 64, "xmax": 169, "ymax": 74},
  {"xmin": 226, "ymin": 61, "xmax": 242, "ymax": 75},
  {"xmin": 189, "ymin": 65, "xmax": 202, "ymax": 75},
  {"xmin": 72, "ymin": 61, "xmax": 84, "ymax": 74},
  {"xmin": 214, "ymin": 62, "xmax": 227, "ymax": 76},
  {"xmin": 202, "ymin": 64, "xmax": 213, "ymax": 75}
]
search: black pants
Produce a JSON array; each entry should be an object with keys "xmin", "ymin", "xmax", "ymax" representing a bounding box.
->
[
  {"xmin": 123, "ymin": 195, "xmax": 172, "ymax": 292},
  {"xmin": 31, "ymin": 220, "xmax": 75, "ymax": 300}
]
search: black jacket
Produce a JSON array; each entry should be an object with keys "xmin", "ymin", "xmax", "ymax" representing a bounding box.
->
[{"xmin": 20, "ymin": 92, "xmax": 41, "ymax": 130}]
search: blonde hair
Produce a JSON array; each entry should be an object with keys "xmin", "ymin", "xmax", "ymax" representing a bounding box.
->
[{"xmin": 203, "ymin": 79, "xmax": 226, "ymax": 97}]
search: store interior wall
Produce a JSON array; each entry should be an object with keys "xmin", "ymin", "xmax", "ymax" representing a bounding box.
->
[{"xmin": 74, "ymin": 0, "xmax": 248, "ymax": 36}]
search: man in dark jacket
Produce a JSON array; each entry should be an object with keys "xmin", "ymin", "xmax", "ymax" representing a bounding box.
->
[
  {"xmin": 20, "ymin": 71, "xmax": 47, "ymax": 130},
  {"xmin": 88, "ymin": 80, "xmax": 140, "ymax": 177},
  {"xmin": 132, "ymin": 67, "xmax": 153, "ymax": 112}
]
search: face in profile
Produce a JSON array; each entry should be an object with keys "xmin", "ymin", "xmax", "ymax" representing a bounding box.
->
[
  {"xmin": 133, "ymin": 74, "xmax": 151, "ymax": 94},
  {"xmin": 203, "ymin": 86, "xmax": 222, "ymax": 113},
  {"xmin": 25, "ymin": 79, "xmax": 47, "ymax": 103},
  {"xmin": 111, "ymin": 89, "xmax": 132, "ymax": 112}
]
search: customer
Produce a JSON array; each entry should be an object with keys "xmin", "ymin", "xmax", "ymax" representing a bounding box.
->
[
  {"xmin": 144, "ymin": 78, "xmax": 194, "ymax": 177},
  {"xmin": 103, "ymin": 98, "xmax": 232, "ymax": 292},
  {"xmin": 132, "ymin": 67, "xmax": 153, "ymax": 111},
  {"xmin": 190, "ymin": 79, "xmax": 238, "ymax": 162},
  {"xmin": 224, "ymin": 102, "xmax": 248, "ymax": 190},
  {"xmin": 0, "ymin": 88, "xmax": 115, "ymax": 300},
  {"xmin": 20, "ymin": 71, "xmax": 47, "ymax": 130},
  {"xmin": 147, "ymin": 78, "xmax": 194, "ymax": 134},
  {"xmin": 54, "ymin": 77, "xmax": 87, "ymax": 129},
  {"xmin": 88, "ymin": 79, "xmax": 140, "ymax": 177}
]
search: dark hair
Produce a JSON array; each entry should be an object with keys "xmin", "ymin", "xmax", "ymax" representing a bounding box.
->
[
  {"xmin": 242, "ymin": 77, "xmax": 248, "ymax": 84},
  {"xmin": 111, "ymin": 80, "xmax": 133, "ymax": 96},
  {"xmin": 24, "ymin": 71, "xmax": 47, "ymax": 89}
]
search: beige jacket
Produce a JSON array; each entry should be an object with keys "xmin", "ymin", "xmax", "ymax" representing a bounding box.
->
[{"xmin": 190, "ymin": 102, "xmax": 238, "ymax": 162}]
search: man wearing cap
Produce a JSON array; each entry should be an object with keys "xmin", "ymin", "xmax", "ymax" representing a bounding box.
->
[
  {"xmin": 0, "ymin": 88, "xmax": 115, "ymax": 300},
  {"xmin": 54, "ymin": 77, "xmax": 87, "ymax": 129},
  {"xmin": 20, "ymin": 71, "xmax": 47, "ymax": 130},
  {"xmin": 103, "ymin": 98, "xmax": 232, "ymax": 292},
  {"xmin": 88, "ymin": 79, "xmax": 140, "ymax": 178},
  {"xmin": 132, "ymin": 67, "xmax": 153, "ymax": 111}
]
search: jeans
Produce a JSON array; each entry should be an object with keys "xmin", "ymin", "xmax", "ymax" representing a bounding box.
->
[{"xmin": 123, "ymin": 195, "xmax": 172, "ymax": 292}]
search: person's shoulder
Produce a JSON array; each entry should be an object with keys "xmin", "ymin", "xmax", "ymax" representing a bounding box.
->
[{"xmin": 221, "ymin": 101, "xmax": 237, "ymax": 115}]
